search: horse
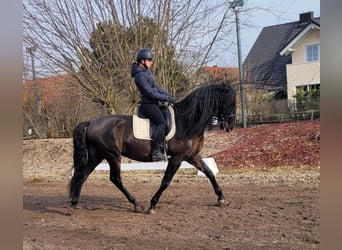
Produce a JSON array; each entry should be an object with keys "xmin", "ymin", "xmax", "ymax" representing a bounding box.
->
[{"xmin": 69, "ymin": 80, "xmax": 236, "ymax": 214}]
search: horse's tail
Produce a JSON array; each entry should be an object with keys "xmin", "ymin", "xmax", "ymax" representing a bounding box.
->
[
  {"xmin": 69, "ymin": 121, "xmax": 90, "ymax": 207},
  {"xmin": 72, "ymin": 121, "xmax": 89, "ymax": 170}
]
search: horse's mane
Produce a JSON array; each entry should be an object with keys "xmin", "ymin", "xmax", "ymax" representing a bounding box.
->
[{"xmin": 174, "ymin": 81, "xmax": 236, "ymax": 139}]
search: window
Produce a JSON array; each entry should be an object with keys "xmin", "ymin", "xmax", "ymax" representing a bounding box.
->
[
  {"xmin": 295, "ymin": 84, "xmax": 320, "ymax": 102},
  {"xmin": 296, "ymin": 84, "xmax": 320, "ymax": 93},
  {"xmin": 305, "ymin": 44, "xmax": 320, "ymax": 62},
  {"xmin": 294, "ymin": 84, "xmax": 320, "ymax": 111}
]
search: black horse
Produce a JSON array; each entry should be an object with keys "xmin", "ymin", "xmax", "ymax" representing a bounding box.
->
[{"xmin": 69, "ymin": 81, "xmax": 236, "ymax": 213}]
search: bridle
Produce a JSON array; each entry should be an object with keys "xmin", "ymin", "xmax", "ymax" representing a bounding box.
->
[
  {"xmin": 219, "ymin": 114, "xmax": 236, "ymax": 130},
  {"xmin": 219, "ymin": 114, "xmax": 236, "ymax": 123}
]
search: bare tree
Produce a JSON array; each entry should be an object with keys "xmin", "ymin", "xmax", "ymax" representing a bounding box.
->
[
  {"xmin": 43, "ymin": 85, "xmax": 103, "ymax": 138},
  {"xmin": 22, "ymin": 75, "xmax": 103, "ymax": 138},
  {"xmin": 23, "ymin": 0, "xmax": 241, "ymax": 113}
]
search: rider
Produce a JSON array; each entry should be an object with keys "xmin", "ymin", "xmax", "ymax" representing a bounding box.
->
[{"xmin": 131, "ymin": 48, "xmax": 176, "ymax": 161}]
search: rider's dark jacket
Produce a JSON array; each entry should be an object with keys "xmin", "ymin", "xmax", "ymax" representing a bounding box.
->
[{"xmin": 131, "ymin": 63, "xmax": 171, "ymax": 104}]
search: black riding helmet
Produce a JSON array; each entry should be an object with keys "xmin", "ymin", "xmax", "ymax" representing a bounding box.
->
[{"xmin": 136, "ymin": 48, "xmax": 154, "ymax": 62}]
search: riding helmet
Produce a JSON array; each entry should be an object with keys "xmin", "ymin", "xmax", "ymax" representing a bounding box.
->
[{"xmin": 136, "ymin": 48, "xmax": 154, "ymax": 62}]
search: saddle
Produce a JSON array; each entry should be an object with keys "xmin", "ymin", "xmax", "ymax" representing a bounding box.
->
[{"xmin": 132, "ymin": 103, "xmax": 176, "ymax": 141}]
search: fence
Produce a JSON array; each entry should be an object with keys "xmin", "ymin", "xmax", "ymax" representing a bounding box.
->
[
  {"xmin": 237, "ymin": 98, "xmax": 320, "ymax": 126},
  {"xmin": 245, "ymin": 109, "xmax": 319, "ymax": 126}
]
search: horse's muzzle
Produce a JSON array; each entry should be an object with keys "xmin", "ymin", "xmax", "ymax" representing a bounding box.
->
[{"xmin": 220, "ymin": 115, "xmax": 235, "ymax": 132}]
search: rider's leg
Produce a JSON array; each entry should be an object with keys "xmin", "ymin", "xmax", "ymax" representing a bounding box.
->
[
  {"xmin": 152, "ymin": 124, "xmax": 167, "ymax": 161},
  {"xmin": 140, "ymin": 103, "xmax": 167, "ymax": 161}
]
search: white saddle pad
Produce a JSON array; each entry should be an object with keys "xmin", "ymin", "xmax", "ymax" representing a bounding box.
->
[{"xmin": 132, "ymin": 106, "xmax": 176, "ymax": 141}]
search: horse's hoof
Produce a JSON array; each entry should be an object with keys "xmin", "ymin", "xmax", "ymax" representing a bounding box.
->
[
  {"xmin": 71, "ymin": 201, "xmax": 78, "ymax": 209},
  {"xmin": 134, "ymin": 204, "xmax": 145, "ymax": 213},
  {"xmin": 146, "ymin": 208, "xmax": 156, "ymax": 214},
  {"xmin": 217, "ymin": 199, "xmax": 229, "ymax": 207}
]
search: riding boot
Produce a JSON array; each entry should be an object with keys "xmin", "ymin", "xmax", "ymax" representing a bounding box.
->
[{"xmin": 152, "ymin": 125, "xmax": 167, "ymax": 162}]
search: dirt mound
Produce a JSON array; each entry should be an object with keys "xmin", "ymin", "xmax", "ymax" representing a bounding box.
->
[{"xmin": 210, "ymin": 120, "xmax": 320, "ymax": 168}]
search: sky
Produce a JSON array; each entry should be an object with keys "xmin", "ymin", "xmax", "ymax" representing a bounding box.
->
[
  {"xmin": 217, "ymin": 0, "xmax": 320, "ymax": 67},
  {"xmin": 22, "ymin": 0, "xmax": 320, "ymax": 73}
]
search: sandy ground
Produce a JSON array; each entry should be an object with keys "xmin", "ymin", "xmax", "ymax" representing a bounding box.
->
[
  {"xmin": 23, "ymin": 171, "xmax": 319, "ymax": 250},
  {"xmin": 23, "ymin": 127, "xmax": 320, "ymax": 249}
]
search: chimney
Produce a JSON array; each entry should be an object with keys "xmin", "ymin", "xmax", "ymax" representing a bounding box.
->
[{"xmin": 299, "ymin": 11, "xmax": 313, "ymax": 23}]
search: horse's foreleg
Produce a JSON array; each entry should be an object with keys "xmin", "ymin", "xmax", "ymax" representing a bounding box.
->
[
  {"xmin": 108, "ymin": 160, "xmax": 143, "ymax": 212},
  {"xmin": 187, "ymin": 155, "xmax": 226, "ymax": 205},
  {"xmin": 147, "ymin": 157, "xmax": 182, "ymax": 214}
]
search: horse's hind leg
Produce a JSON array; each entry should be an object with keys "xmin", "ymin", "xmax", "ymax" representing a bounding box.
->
[
  {"xmin": 107, "ymin": 158, "xmax": 143, "ymax": 212},
  {"xmin": 187, "ymin": 155, "xmax": 226, "ymax": 206},
  {"xmin": 69, "ymin": 157, "xmax": 101, "ymax": 209}
]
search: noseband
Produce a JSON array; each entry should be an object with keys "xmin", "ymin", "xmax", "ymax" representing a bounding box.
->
[{"xmin": 219, "ymin": 114, "xmax": 236, "ymax": 123}]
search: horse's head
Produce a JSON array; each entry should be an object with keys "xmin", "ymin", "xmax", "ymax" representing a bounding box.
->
[
  {"xmin": 175, "ymin": 81, "xmax": 237, "ymax": 139},
  {"xmin": 217, "ymin": 81, "xmax": 236, "ymax": 132}
]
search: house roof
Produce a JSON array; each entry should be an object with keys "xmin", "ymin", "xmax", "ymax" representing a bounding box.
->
[
  {"xmin": 243, "ymin": 11, "xmax": 320, "ymax": 91},
  {"xmin": 280, "ymin": 22, "xmax": 320, "ymax": 56},
  {"xmin": 199, "ymin": 66, "xmax": 238, "ymax": 82},
  {"xmin": 23, "ymin": 74, "xmax": 73, "ymax": 105}
]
